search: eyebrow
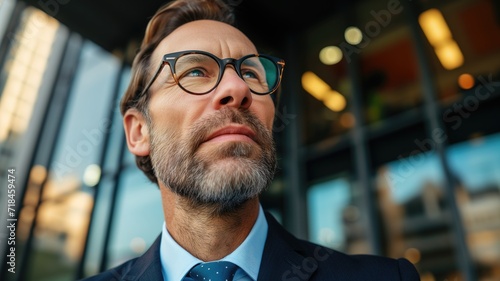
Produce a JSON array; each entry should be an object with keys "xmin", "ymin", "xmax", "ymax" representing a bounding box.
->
[
  {"xmin": 241, "ymin": 58, "xmax": 265, "ymax": 73},
  {"xmin": 179, "ymin": 54, "xmax": 214, "ymax": 64}
]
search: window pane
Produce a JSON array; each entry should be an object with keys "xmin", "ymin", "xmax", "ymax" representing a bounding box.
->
[
  {"xmin": 359, "ymin": 25, "xmax": 421, "ymax": 124},
  {"xmin": 0, "ymin": 6, "xmax": 64, "ymax": 281},
  {"xmin": 420, "ymin": 0, "xmax": 500, "ymax": 102},
  {"xmin": 106, "ymin": 167, "xmax": 162, "ymax": 268},
  {"xmin": 26, "ymin": 39, "xmax": 120, "ymax": 280},
  {"xmin": 102, "ymin": 66, "xmax": 130, "ymax": 173},
  {"xmin": 0, "ymin": 6, "xmax": 60, "ymax": 189},
  {"xmin": 307, "ymin": 177, "xmax": 352, "ymax": 251},
  {"xmin": 376, "ymin": 152, "xmax": 459, "ymax": 280},
  {"xmin": 447, "ymin": 133, "xmax": 500, "ymax": 281},
  {"xmin": 307, "ymin": 175, "xmax": 372, "ymax": 254},
  {"xmin": 302, "ymin": 16, "xmax": 354, "ymax": 145},
  {"xmin": 0, "ymin": 0, "xmax": 15, "ymax": 40}
]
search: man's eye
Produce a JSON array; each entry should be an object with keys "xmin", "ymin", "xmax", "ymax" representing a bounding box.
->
[
  {"xmin": 242, "ymin": 70, "xmax": 258, "ymax": 79},
  {"xmin": 185, "ymin": 69, "xmax": 206, "ymax": 77}
]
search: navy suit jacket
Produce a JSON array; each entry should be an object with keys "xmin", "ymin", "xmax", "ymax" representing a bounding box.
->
[{"xmin": 82, "ymin": 213, "xmax": 420, "ymax": 280}]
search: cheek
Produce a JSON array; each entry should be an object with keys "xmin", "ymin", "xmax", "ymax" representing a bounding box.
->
[
  {"xmin": 253, "ymin": 98, "xmax": 275, "ymax": 130},
  {"xmin": 264, "ymin": 108, "xmax": 275, "ymax": 130},
  {"xmin": 149, "ymin": 91, "xmax": 206, "ymax": 134}
]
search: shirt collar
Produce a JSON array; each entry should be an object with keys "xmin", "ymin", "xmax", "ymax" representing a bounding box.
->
[{"xmin": 159, "ymin": 205, "xmax": 268, "ymax": 281}]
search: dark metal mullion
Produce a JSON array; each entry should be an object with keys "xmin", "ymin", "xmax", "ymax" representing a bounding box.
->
[
  {"xmin": 283, "ymin": 33, "xmax": 308, "ymax": 239},
  {"xmin": 402, "ymin": 1, "xmax": 476, "ymax": 280},
  {"xmin": 13, "ymin": 32, "xmax": 83, "ymax": 281},
  {"xmin": 98, "ymin": 120, "xmax": 128, "ymax": 273},
  {"xmin": 76, "ymin": 60, "xmax": 127, "ymax": 279},
  {"xmin": 0, "ymin": 1, "xmax": 25, "ymax": 92},
  {"xmin": 342, "ymin": 3, "xmax": 382, "ymax": 255},
  {"xmin": 346, "ymin": 47, "xmax": 382, "ymax": 256}
]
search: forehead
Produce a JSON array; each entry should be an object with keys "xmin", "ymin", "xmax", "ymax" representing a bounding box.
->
[{"xmin": 151, "ymin": 20, "xmax": 258, "ymax": 63}]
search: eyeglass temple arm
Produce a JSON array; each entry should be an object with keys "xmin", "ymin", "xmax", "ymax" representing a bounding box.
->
[{"xmin": 137, "ymin": 61, "xmax": 166, "ymax": 99}]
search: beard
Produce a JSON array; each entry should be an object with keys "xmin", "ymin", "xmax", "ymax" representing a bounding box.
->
[{"xmin": 149, "ymin": 107, "xmax": 276, "ymax": 215}]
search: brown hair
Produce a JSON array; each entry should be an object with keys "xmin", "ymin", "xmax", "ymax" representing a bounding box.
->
[{"xmin": 121, "ymin": 0, "xmax": 235, "ymax": 184}]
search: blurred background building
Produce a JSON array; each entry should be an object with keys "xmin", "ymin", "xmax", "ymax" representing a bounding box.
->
[{"xmin": 0, "ymin": 0, "xmax": 499, "ymax": 280}]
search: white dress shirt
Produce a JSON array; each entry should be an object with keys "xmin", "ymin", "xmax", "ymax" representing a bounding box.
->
[{"xmin": 159, "ymin": 205, "xmax": 268, "ymax": 281}]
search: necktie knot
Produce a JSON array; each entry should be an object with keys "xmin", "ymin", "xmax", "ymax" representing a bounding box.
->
[{"xmin": 186, "ymin": 261, "xmax": 239, "ymax": 281}]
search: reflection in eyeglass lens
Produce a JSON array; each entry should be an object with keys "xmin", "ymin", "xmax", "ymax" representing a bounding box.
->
[
  {"xmin": 175, "ymin": 54, "xmax": 220, "ymax": 93},
  {"xmin": 174, "ymin": 53, "xmax": 278, "ymax": 94}
]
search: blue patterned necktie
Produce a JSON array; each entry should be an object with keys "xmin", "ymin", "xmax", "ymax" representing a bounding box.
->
[{"xmin": 183, "ymin": 261, "xmax": 239, "ymax": 281}]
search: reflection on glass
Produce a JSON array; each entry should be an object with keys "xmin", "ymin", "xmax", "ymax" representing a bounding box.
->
[
  {"xmin": 418, "ymin": 8, "xmax": 464, "ymax": 70},
  {"xmin": 302, "ymin": 71, "xmax": 347, "ymax": 112},
  {"xmin": 26, "ymin": 175, "xmax": 93, "ymax": 281},
  {"xmin": 447, "ymin": 133, "xmax": 500, "ymax": 280},
  {"xmin": 303, "ymin": 13, "xmax": 353, "ymax": 144},
  {"xmin": 319, "ymin": 46, "xmax": 343, "ymax": 65},
  {"xmin": 0, "ymin": 8, "xmax": 59, "ymax": 141},
  {"xmin": 360, "ymin": 27, "xmax": 421, "ymax": 124},
  {"xmin": 435, "ymin": 0, "xmax": 500, "ymax": 101},
  {"xmin": 377, "ymin": 152, "xmax": 459, "ymax": 280},
  {"xmin": 307, "ymin": 177, "xmax": 367, "ymax": 253},
  {"xmin": 83, "ymin": 164, "xmax": 101, "ymax": 187},
  {"xmin": 344, "ymin": 27, "xmax": 363, "ymax": 45},
  {"xmin": 24, "ymin": 38, "xmax": 120, "ymax": 280},
  {"xmin": 457, "ymin": 73, "xmax": 475, "ymax": 90},
  {"xmin": 107, "ymin": 167, "xmax": 162, "ymax": 268}
]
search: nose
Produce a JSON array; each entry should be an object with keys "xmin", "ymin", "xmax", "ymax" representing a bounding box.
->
[{"xmin": 211, "ymin": 67, "xmax": 252, "ymax": 110}]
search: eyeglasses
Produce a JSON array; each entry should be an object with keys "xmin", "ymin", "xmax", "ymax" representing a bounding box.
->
[{"xmin": 137, "ymin": 50, "xmax": 285, "ymax": 99}]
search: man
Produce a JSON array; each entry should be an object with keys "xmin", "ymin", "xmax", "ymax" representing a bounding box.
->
[{"xmin": 84, "ymin": 0, "xmax": 420, "ymax": 280}]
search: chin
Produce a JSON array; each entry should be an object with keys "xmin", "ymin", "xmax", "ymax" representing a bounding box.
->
[{"xmin": 197, "ymin": 196, "xmax": 253, "ymax": 216}]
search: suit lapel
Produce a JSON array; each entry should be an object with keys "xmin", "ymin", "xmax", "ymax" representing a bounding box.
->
[
  {"xmin": 257, "ymin": 213, "xmax": 317, "ymax": 281},
  {"xmin": 120, "ymin": 213, "xmax": 319, "ymax": 281},
  {"xmin": 122, "ymin": 235, "xmax": 163, "ymax": 281}
]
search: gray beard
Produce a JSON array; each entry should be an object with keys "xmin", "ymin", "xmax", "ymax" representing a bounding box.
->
[{"xmin": 149, "ymin": 107, "xmax": 276, "ymax": 215}]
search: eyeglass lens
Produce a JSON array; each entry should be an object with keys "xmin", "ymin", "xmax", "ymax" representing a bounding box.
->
[{"xmin": 174, "ymin": 53, "xmax": 278, "ymax": 94}]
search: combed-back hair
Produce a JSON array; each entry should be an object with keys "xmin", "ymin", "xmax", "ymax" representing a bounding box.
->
[{"xmin": 120, "ymin": 0, "xmax": 235, "ymax": 184}]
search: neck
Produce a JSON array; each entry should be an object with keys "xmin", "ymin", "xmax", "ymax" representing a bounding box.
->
[{"xmin": 160, "ymin": 186, "xmax": 260, "ymax": 261}]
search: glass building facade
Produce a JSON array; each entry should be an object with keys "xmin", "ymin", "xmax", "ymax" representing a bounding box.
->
[{"xmin": 0, "ymin": 0, "xmax": 499, "ymax": 280}]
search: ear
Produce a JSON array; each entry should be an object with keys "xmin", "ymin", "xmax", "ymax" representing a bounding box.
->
[{"xmin": 123, "ymin": 108, "xmax": 150, "ymax": 156}]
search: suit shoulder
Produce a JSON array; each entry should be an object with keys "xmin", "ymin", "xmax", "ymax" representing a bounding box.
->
[
  {"xmin": 80, "ymin": 235, "xmax": 163, "ymax": 281},
  {"xmin": 78, "ymin": 258, "xmax": 139, "ymax": 281},
  {"xmin": 264, "ymin": 213, "xmax": 419, "ymax": 280},
  {"xmin": 293, "ymin": 239, "xmax": 420, "ymax": 280}
]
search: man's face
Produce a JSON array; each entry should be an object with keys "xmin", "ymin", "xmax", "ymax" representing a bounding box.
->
[{"xmin": 143, "ymin": 20, "xmax": 276, "ymax": 213}]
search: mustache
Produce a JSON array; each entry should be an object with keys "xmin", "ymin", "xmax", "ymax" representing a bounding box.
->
[{"xmin": 187, "ymin": 107, "xmax": 272, "ymax": 152}]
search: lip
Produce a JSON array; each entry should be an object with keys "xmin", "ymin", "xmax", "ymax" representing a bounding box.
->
[{"xmin": 204, "ymin": 125, "xmax": 257, "ymax": 144}]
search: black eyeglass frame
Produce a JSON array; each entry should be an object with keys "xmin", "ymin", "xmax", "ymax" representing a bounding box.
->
[{"xmin": 136, "ymin": 50, "xmax": 285, "ymax": 100}]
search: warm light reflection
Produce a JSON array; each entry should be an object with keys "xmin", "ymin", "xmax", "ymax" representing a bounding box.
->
[
  {"xmin": 64, "ymin": 192, "xmax": 93, "ymax": 260},
  {"xmin": 418, "ymin": 9, "xmax": 451, "ymax": 45},
  {"xmin": 435, "ymin": 41, "xmax": 464, "ymax": 70},
  {"xmin": 404, "ymin": 247, "xmax": 421, "ymax": 264},
  {"xmin": 340, "ymin": 112, "xmax": 356, "ymax": 128},
  {"xmin": 302, "ymin": 71, "xmax": 330, "ymax": 100},
  {"xmin": 30, "ymin": 165, "xmax": 47, "ymax": 185},
  {"xmin": 458, "ymin": 73, "xmax": 475, "ymax": 90},
  {"xmin": 344, "ymin": 26, "xmax": 363, "ymax": 45},
  {"xmin": 418, "ymin": 9, "xmax": 464, "ymax": 70},
  {"xmin": 323, "ymin": 90, "xmax": 347, "ymax": 112},
  {"xmin": 43, "ymin": 174, "xmax": 80, "ymax": 200},
  {"xmin": 301, "ymin": 71, "xmax": 347, "ymax": 112},
  {"xmin": 0, "ymin": 9, "xmax": 59, "ymax": 141},
  {"xmin": 420, "ymin": 272, "xmax": 436, "ymax": 281},
  {"xmin": 83, "ymin": 164, "xmax": 101, "ymax": 187},
  {"xmin": 319, "ymin": 46, "xmax": 343, "ymax": 65},
  {"xmin": 36, "ymin": 175, "xmax": 94, "ymax": 261},
  {"xmin": 18, "ymin": 206, "xmax": 36, "ymax": 240}
]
